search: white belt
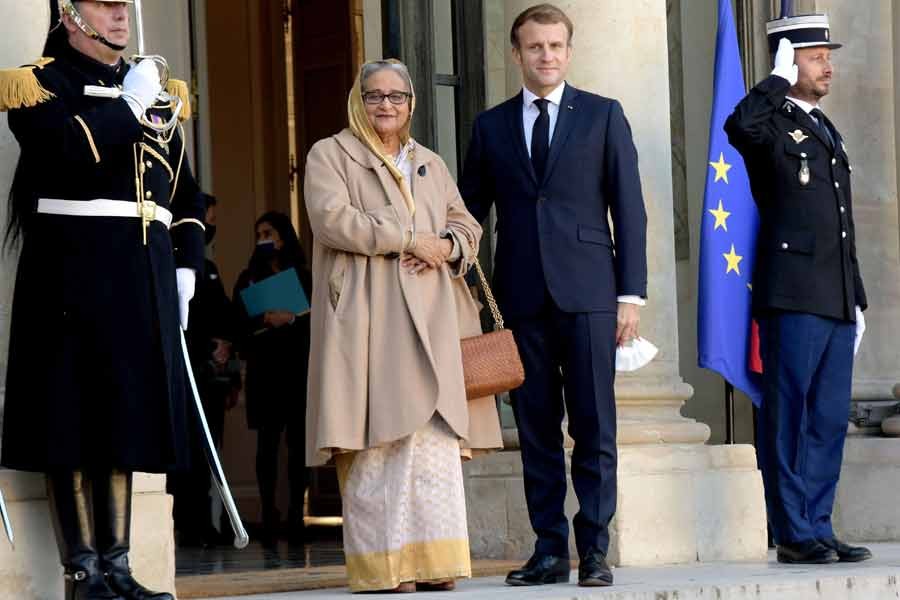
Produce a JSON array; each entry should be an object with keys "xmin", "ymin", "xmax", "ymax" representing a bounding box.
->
[{"xmin": 37, "ymin": 198, "xmax": 173, "ymax": 228}]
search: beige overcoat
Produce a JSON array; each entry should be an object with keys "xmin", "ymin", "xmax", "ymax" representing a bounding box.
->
[{"xmin": 304, "ymin": 129, "xmax": 503, "ymax": 466}]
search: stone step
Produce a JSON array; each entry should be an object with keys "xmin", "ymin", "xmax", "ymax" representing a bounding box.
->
[{"xmin": 199, "ymin": 543, "xmax": 900, "ymax": 600}]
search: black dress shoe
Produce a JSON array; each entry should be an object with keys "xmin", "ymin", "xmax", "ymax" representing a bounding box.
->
[
  {"xmin": 818, "ymin": 537, "xmax": 873, "ymax": 562},
  {"xmin": 578, "ymin": 550, "xmax": 613, "ymax": 587},
  {"xmin": 505, "ymin": 554, "xmax": 570, "ymax": 586},
  {"xmin": 776, "ymin": 540, "xmax": 839, "ymax": 564}
]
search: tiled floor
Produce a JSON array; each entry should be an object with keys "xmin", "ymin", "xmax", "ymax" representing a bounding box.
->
[{"xmin": 175, "ymin": 526, "xmax": 346, "ymax": 577}]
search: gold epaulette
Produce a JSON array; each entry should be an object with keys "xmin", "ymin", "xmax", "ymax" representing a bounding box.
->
[
  {"xmin": 165, "ymin": 78, "xmax": 192, "ymax": 122},
  {"xmin": 0, "ymin": 57, "xmax": 55, "ymax": 112}
]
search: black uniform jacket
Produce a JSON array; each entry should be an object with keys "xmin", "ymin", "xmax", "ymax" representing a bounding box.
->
[
  {"xmin": 725, "ymin": 75, "xmax": 866, "ymax": 322},
  {"xmin": 1, "ymin": 44, "xmax": 205, "ymax": 472}
]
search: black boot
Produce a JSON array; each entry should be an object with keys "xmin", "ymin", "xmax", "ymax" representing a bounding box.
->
[
  {"xmin": 47, "ymin": 471, "xmax": 124, "ymax": 600},
  {"xmin": 94, "ymin": 471, "xmax": 174, "ymax": 600}
]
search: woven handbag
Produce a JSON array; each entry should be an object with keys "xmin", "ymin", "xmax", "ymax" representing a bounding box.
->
[{"xmin": 461, "ymin": 259, "xmax": 525, "ymax": 400}]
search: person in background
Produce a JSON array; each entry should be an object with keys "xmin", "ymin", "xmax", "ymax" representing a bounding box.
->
[
  {"xmin": 233, "ymin": 211, "xmax": 312, "ymax": 549},
  {"xmin": 170, "ymin": 193, "xmax": 240, "ymax": 547}
]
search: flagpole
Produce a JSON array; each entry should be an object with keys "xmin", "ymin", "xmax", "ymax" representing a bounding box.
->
[
  {"xmin": 780, "ymin": 0, "xmax": 793, "ymax": 19},
  {"xmin": 725, "ymin": 381, "xmax": 735, "ymax": 444}
]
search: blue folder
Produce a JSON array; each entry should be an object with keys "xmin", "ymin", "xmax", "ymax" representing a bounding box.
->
[{"xmin": 239, "ymin": 268, "xmax": 309, "ymax": 318}]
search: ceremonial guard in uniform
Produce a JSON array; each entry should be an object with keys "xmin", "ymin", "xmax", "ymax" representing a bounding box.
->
[
  {"xmin": 0, "ymin": 1, "xmax": 204, "ymax": 598},
  {"xmin": 725, "ymin": 15, "xmax": 871, "ymax": 565}
]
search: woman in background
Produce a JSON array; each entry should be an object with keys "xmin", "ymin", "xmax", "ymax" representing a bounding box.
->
[{"xmin": 234, "ymin": 211, "xmax": 312, "ymax": 549}]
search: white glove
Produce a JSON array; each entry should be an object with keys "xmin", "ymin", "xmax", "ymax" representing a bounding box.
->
[
  {"xmin": 853, "ymin": 305, "xmax": 865, "ymax": 356},
  {"xmin": 176, "ymin": 268, "xmax": 196, "ymax": 331},
  {"xmin": 771, "ymin": 37, "xmax": 798, "ymax": 86},
  {"xmin": 122, "ymin": 59, "xmax": 162, "ymax": 120}
]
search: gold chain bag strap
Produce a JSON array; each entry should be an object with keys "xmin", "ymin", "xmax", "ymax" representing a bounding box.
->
[{"xmin": 461, "ymin": 259, "xmax": 525, "ymax": 400}]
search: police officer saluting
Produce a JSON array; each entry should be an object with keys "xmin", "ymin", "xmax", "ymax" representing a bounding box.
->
[
  {"xmin": 725, "ymin": 14, "xmax": 870, "ymax": 565},
  {"xmin": 0, "ymin": 1, "xmax": 204, "ymax": 598}
]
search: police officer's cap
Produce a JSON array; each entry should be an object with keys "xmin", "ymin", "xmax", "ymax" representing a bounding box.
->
[{"xmin": 766, "ymin": 14, "xmax": 842, "ymax": 54}]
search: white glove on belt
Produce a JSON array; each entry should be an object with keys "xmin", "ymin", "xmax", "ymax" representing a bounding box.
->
[
  {"xmin": 854, "ymin": 305, "xmax": 865, "ymax": 356},
  {"xmin": 122, "ymin": 59, "xmax": 162, "ymax": 120},
  {"xmin": 176, "ymin": 268, "xmax": 196, "ymax": 331},
  {"xmin": 771, "ymin": 38, "xmax": 798, "ymax": 86}
]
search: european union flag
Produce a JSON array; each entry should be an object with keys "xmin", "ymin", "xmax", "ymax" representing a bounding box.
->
[{"xmin": 698, "ymin": 0, "xmax": 762, "ymax": 405}]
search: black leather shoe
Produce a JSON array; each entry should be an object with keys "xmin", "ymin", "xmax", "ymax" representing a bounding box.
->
[
  {"xmin": 776, "ymin": 540, "xmax": 839, "ymax": 564},
  {"xmin": 578, "ymin": 549, "xmax": 613, "ymax": 587},
  {"xmin": 505, "ymin": 554, "xmax": 570, "ymax": 586},
  {"xmin": 818, "ymin": 537, "xmax": 873, "ymax": 562}
]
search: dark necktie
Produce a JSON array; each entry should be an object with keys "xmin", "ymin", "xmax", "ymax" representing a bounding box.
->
[
  {"xmin": 810, "ymin": 108, "xmax": 835, "ymax": 148},
  {"xmin": 531, "ymin": 98, "xmax": 550, "ymax": 181}
]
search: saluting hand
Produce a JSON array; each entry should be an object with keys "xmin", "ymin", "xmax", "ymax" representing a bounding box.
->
[{"xmin": 771, "ymin": 37, "xmax": 798, "ymax": 86}]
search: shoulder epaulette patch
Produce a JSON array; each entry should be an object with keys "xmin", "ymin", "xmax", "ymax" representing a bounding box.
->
[
  {"xmin": 165, "ymin": 78, "xmax": 192, "ymax": 122},
  {"xmin": 0, "ymin": 57, "xmax": 55, "ymax": 112}
]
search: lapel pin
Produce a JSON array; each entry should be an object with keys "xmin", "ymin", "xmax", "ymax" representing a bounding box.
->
[
  {"xmin": 567, "ymin": 105, "xmax": 574, "ymax": 110},
  {"xmin": 788, "ymin": 129, "xmax": 808, "ymax": 144},
  {"xmin": 417, "ymin": 165, "xmax": 426, "ymax": 176},
  {"xmin": 782, "ymin": 101, "xmax": 794, "ymax": 113}
]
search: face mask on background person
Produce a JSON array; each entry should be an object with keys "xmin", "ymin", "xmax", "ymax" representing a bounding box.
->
[{"xmin": 253, "ymin": 239, "xmax": 277, "ymax": 261}]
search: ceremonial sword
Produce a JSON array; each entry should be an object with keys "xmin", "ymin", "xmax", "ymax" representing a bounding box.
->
[
  {"xmin": 0, "ymin": 486, "xmax": 12, "ymax": 548},
  {"xmin": 180, "ymin": 330, "xmax": 249, "ymax": 549}
]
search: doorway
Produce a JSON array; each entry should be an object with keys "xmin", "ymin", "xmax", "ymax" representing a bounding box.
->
[
  {"xmin": 175, "ymin": 0, "xmax": 358, "ymax": 583},
  {"xmin": 176, "ymin": 0, "xmax": 489, "ymax": 594}
]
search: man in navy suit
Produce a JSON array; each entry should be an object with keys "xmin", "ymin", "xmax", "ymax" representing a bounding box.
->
[{"xmin": 460, "ymin": 3, "xmax": 647, "ymax": 588}]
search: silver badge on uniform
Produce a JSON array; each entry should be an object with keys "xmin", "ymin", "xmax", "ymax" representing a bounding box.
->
[
  {"xmin": 799, "ymin": 159, "xmax": 810, "ymax": 186},
  {"xmin": 788, "ymin": 129, "xmax": 808, "ymax": 144}
]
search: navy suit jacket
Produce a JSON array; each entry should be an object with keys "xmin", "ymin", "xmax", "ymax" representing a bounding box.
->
[{"xmin": 460, "ymin": 83, "xmax": 648, "ymax": 319}]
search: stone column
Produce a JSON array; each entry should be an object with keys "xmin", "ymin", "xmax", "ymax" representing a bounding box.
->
[
  {"xmin": 815, "ymin": 0, "xmax": 900, "ymax": 542},
  {"xmin": 465, "ymin": 0, "xmax": 767, "ymax": 567},
  {"xmin": 815, "ymin": 1, "xmax": 900, "ymax": 408},
  {"xmin": 0, "ymin": 3, "xmax": 175, "ymax": 597}
]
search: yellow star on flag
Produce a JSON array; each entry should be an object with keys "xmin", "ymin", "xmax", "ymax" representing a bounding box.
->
[
  {"xmin": 708, "ymin": 199, "xmax": 731, "ymax": 231},
  {"xmin": 710, "ymin": 152, "xmax": 732, "ymax": 184},
  {"xmin": 723, "ymin": 244, "xmax": 743, "ymax": 275}
]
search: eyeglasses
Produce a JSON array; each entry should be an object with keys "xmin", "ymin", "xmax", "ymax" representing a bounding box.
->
[{"xmin": 362, "ymin": 91, "xmax": 412, "ymax": 105}]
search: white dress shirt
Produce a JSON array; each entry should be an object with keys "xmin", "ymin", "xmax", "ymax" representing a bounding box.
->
[
  {"xmin": 521, "ymin": 82, "xmax": 645, "ymax": 307},
  {"xmin": 522, "ymin": 81, "xmax": 566, "ymax": 156}
]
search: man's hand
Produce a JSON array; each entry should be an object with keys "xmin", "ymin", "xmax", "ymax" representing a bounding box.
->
[
  {"xmin": 771, "ymin": 37, "xmax": 798, "ymax": 85},
  {"xmin": 263, "ymin": 310, "xmax": 295, "ymax": 328},
  {"xmin": 176, "ymin": 268, "xmax": 196, "ymax": 330},
  {"xmin": 616, "ymin": 302, "xmax": 640, "ymax": 347},
  {"xmin": 403, "ymin": 232, "xmax": 452, "ymax": 274},
  {"xmin": 123, "ymin": 58, "xmax": 162, "ymax": 119}
]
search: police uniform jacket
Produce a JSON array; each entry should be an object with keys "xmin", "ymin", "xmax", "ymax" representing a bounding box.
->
[
  {"xmin": 1, "ymin": 43, "xmax": 205, "ymax": 473},
  {"xmin": 724, "ymin": 74, "xmax": 866, "ymax": 322}
]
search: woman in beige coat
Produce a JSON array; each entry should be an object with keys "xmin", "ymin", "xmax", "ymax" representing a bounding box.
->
[{"xmin": 304, "ymin": 60, "xmax": 502, "ymax": 593}]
